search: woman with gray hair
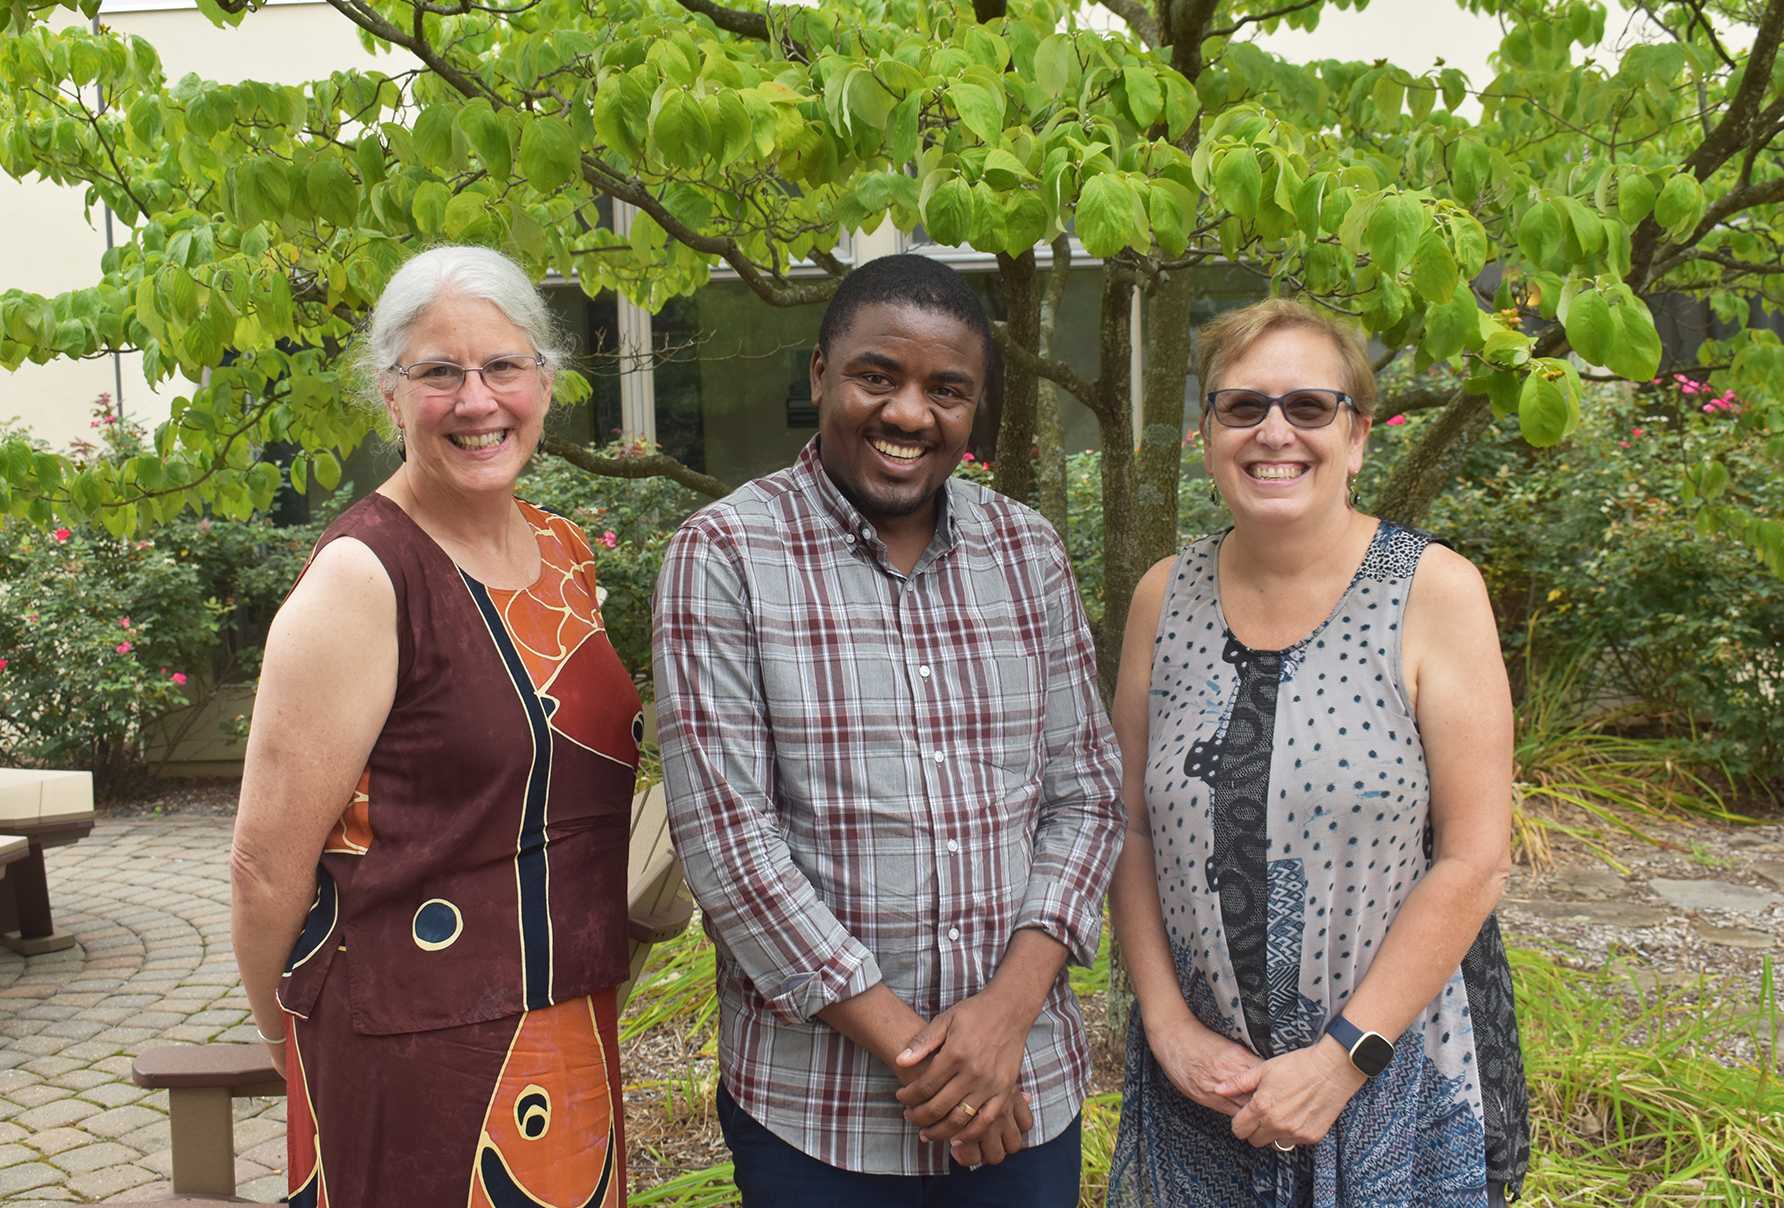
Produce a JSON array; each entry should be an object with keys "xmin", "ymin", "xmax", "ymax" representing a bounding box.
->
[{"xmin": 231, "ymin": 245, "xmax": 639, "ymax": 1208}]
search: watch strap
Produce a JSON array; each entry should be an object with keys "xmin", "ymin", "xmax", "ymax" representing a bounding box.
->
[{"xmin": 1325, "ymin": 1011, "xmax": 1394, "ymax": 1076}]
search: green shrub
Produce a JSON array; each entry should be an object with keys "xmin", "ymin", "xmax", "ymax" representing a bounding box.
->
[
  {"xmin": 0, "ymin": 403, "xmax": 328, "ymax": 792},
  {"xmin": 1392, "ymin": 376, "xmax": 1784, "ymax": 784}
]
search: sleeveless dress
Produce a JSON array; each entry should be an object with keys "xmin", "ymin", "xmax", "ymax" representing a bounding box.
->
[
  {"xmin": 1107, "ymin": 522, "xmax": 1490, "ymax": 1208},
  {"xmin": 276, "ymin": 492, "xmax": 642, "ymax": 1208}
]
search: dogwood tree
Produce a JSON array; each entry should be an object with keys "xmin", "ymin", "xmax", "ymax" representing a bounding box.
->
[{"xmin": 2, "ymin": 0, "xmax": 1780, "ymax": 681}]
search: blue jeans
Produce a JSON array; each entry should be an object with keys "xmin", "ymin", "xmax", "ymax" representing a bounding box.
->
[{"xmin": 716, "ymin": 1080, "xmax": 1082, "ymax": 1208}]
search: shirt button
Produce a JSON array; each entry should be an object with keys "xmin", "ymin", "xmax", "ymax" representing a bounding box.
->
[
  {"xmin": 948, "ymin": 926, "xmax": 961, "ymax": 941},
  {"xmin": 932, "ymin": 750, "xmax": 944, "ymax": 764},
  {"xmin": 844, "ymin": 533, "xmax": 856, "ymax": 544},
  {"xmin": 947, "ymin": 838, "xmax": 959, "ymax": 854},
  {"xmin": 919, "ymin": 665, "xmax": 931, "ymax": 679}
]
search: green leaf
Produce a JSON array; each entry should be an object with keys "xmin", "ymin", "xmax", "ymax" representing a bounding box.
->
[
  {"xmin": 307, "ymin": 157, "xmax": 359, "ymax": 229},
  {"xmin": 313, "ymin": 450, "xmax": 341, "ymax": 491},
  {"xmin": 593, "ymin": 73, "xmax": 647, "ymax": 162},
  {"xmin": 1076, "ymin": 171, "xmax": 1137, "ymax": 259},
  {"xmin": 1004, "ymin": 191, "xmax": 1050, "ymax": 255},
  {"xmin": 459, "ymin": 104, "xmax": 513, "ymax": 180},
  {"xmin": 712, "ymin": 92, "xmax": 754, "ymax": 164},
  {"xmin": 1515, "ymin": 201, "xmax": 1562, "ymax": 266},
  {"xmin": 1604, "ymin": 302, "xmax": 1663, "ymax": 382},
  {"xmin": 235, "ymin": 156, "xmax": 291, "ymax": 227},
  {"xmin": 1409, "ymin": 228, "xmax": 1458, "ymax": 303},
  {"xmin": 1121, "ymin": 64, "xmax": 1163, "ymax": 128},
  {"xmin": 1213, "ymin": 148, "xmax": 1261, "ymax": 221},
  {"xmin": 1446, "ymin": 212, "xmax": 1489, "ymax": 277},
  {"xmin": 950, "ymin": 82, "xmax": 1005, "ymax": 144},
  {"xmin": 1450, "ymin": 138, "xmax": 1490, "ymax": 206},
  {"xmin": 1367, "ymin": 193, "xmax": 1424, "ymax": 277},
  {"xmin": 411, "ymin": 181, "xmax": 450, "ymax": 236},
  {"xmin": 1148, "ymin": 180, "xmax": 1189, "ymax": 256},
  {"xmin": 981, "ymin": 148, "xmax": 1032, "ymax": 191},
  {"xmin": 519, "ymin": 117, "xmax": 580, "ymax": 192},
  {"xmin": 1617, "ymin": 171, "xmax": 1657, "ymax": 224},
  {"xmin": 443, "ymin": 191, "xmax": 490, "ymax": 241},
  {"xmin": 889, "ymin": 93, "xmax": 921, "ymax": 169},
  {"xmin": 1162, "ymin": 73, "xmax": 1199, "ymax": 141},
  {"xmin": 1033, "ymin": 33, "xmax": 1076, "ymax": 98},
  {"xmin": 1653, "ymin": 172, "xmax": 1704, "ymax": 236},
  {"xmin": 1562, "ymin": 287, "xmax": 1613, "ymax": 366},
  {"xmin": 412, "ymin": 105, "xmax": 457, "ymax": 170},
  {"xmin": 921, "ymin": 175, "xmax": 974, "ymax": 247},
  {"xmin": 1518, "ymin": 372, "xmax": 1570, "ymax": 445},
  {"xmin": 1371, "ymin": 71, "xmax": 1404, "ymax": 122},
  {"xmin": 1421, "ymin": 287, "xmax": 1476, "ymax": 363},
  {"xmin": 652, "ymin": 89, "xmax": 712, "ymax": 169}
]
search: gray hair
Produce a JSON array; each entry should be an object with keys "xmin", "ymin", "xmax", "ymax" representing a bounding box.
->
[{"xmin": 352, "ymin": 245, "xmax": 568, "ymax": 432}]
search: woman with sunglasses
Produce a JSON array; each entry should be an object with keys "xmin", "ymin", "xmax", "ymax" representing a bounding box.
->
[
  {"xmin": 1105, "ymin": 298, "xmax": 1521, "ymax": 1207},
  {"xmin": 231, "ymin": 246, "xmax": 638, "ymax": 1207}
]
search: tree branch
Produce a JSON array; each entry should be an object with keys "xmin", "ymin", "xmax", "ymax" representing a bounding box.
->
[
  {"xmin": 1167, "ymin": 0, "xmax": 1223, "ymax": 80},
  {"xmin": 992, "ymin": 321, "xmax": 1096, "ymax": 405},
  {"xmin": 671, "ymin": 0, "xmax": 769, "ymax": 41},
  {"xmin": 1208, "ymin": 0, "xmax": 1323, "ymax": 39},
  {"xmin": 1648, "ymin": 243, "xmax": 1784, "ymax": 280},
  {"xmin": 540, "ymin": 435, "xmax": 732, "ymax": 499},
  {"xmin": 1099, "ymin": 0, "xmax": 1158, "ymax": 46}
]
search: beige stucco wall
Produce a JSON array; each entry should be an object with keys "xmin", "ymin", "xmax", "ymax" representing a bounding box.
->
[{"xmin": 0, "ymin": 1, "xmax": 412, "ymax": 451}]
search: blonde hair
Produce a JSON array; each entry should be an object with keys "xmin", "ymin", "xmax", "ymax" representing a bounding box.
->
[{"xmin": 1194, "ymin": 297, "xmax": 1377, "ymax": 420}]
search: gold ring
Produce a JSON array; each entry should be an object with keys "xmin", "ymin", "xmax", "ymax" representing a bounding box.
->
[
  {"xmin": 1272, "ymin": 1140, "xmax": 1294, "ymax": 1153},
  {"xmin": 957, "ymin": 1101, "xmax": 978, "ymax": 1119}
]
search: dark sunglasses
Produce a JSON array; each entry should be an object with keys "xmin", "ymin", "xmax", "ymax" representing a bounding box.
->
[{"xmin": 1206, "ymin": 388, "xmax": 1355, "ymax": 429}]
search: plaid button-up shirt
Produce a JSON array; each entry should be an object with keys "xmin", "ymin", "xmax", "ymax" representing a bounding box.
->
[{"xmin": 653, "ymin": 441, "xmax": 1124, "ymax": 1175}]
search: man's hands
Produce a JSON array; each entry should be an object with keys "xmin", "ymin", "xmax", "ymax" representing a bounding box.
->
[{"xmin": 893, "ymin": 986, "xmax": 1037, "ymax": 1164}]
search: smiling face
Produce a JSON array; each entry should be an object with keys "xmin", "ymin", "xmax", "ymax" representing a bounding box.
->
[
  {"xmin": 1203, "ymin": 324, "xmax": 1371, "ymax": 526},
  {"xmin": 382, "ymin": 293, "xmax": 551, "ymax": 503},
  {"xmin": 813, "ymin": 301, "xmax": 984, "ymax": 537}
]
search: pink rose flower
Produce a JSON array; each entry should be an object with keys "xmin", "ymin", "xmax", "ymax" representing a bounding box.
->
[
  {"xmin": 1386, "ymin": 415, "xmax": 1408, "ymax": 426},
  {"xmin": 1616, "ymin": 441, "xmax": 1630, "ymax": 448},
  {"xmin": 120, "ymin": 616, "xmax": 131, "ymax": 628},
  {"xmin": 171, "ymin": 672, "xmax": 188, "ymax": 686},
  {"xmin": 116, "ymin": 642, "xmax": 132, "ymax": 654},
  {"xmin": 53, "ymin": 528, "xmax": 72, "ymax": 543},
  {"xmin": 600, "ymin": 531, "xmax": 618, "ymax": 549},
  {"xmin": 1631, "ymin": 429, "xmax": 1644, "ymax": 437},
  {"xmin": 0, "ymin": 658, "xmax": 7, "ymax": 672}
]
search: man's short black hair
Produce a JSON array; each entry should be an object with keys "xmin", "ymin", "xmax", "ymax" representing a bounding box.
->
[{"xmin": 817, "ymin": 254, "xmax": 995, "ymax": 371}]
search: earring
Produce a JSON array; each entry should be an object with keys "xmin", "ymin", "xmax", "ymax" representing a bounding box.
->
[
  {"xmin": 1347, "ymin": 474, "xmax": 1358, "ymax": 508},
  {"xmin": 1208, "ymin": 480, "xmax": 1222, "ymax": 506}
]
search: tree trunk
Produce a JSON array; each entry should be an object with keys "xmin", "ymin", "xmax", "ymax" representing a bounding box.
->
[
  {"xmin": 993, "ymin": 249, "xmax": 1039, "ymax": 506},
  {"xmin": 1090, "ymin": 265, "xmax": 1139, "ymax": 695},
  {"xmin": 1370, "ymin": 390, "xmax": 1493, "ymax": 526},
  {"xmin": 1034, "ymin": 236, "xmax": 1073, "ymax": 540},
  {"xmin": 1135, "ymin": 266, "xmax": 1195, "ymax": 569}
]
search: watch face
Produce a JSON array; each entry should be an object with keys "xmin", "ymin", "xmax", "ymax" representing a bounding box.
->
[{"xmin": 1352, "ymin": 1033, "xmax": 1395, "ymax": 1077}]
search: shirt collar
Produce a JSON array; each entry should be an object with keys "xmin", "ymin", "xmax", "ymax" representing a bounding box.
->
[{"xmin": 794, "ymin": 438, "xmax": 962, "ymax": 573}]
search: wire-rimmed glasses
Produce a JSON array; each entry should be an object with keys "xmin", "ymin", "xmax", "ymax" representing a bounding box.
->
[{"xmin": 394, "ymin": 354, "xmax": 546, "ymax": 394}]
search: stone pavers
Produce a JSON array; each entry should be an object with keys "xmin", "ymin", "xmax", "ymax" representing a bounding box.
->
[{"xmin": 0, "ymin": 819, "xmax": 284, "ymax": 1204}]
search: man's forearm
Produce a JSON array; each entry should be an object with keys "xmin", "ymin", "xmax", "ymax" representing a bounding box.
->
[
  {"xmin": 817, "ymin": 983, "xmax": 930, "ymax": 1085},
  {"xmin": 983, "ymin": 927, "xmax": 1070, "ymax": 1020}
]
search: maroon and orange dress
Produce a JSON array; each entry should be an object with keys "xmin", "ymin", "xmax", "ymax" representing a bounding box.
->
[{"xmin": 277, "ymin": 492, "xmax": 641, "ymax": 1208}]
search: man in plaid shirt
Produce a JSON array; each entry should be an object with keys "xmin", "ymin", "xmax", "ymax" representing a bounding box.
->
[{"xmin": 654, "ymin": 254, "xmax": 1124, "ymax": 1206}]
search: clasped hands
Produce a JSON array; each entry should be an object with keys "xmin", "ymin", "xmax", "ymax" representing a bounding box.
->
[
  {"xmin": 890, "ymin": 988, "xmax": 1036, "ymax": 1167},
  {"xmin": 1147, "ymin": 1015, "xmax": 1365, "ymax": 1151}
]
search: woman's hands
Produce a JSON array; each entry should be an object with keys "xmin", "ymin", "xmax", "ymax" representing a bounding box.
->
[
  {"xmin": 1145, "ymin": 1015, "xmax": 1264, "ymax": 1117},
  {"xmin": 1218, "ymin": 1037, "xmax": 1366, "ymax": 1149}
]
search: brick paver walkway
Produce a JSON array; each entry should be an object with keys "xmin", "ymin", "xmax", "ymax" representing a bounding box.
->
[{"xmin": 0, "ymin": 819, "xmax": 285, "ymax": 1204}]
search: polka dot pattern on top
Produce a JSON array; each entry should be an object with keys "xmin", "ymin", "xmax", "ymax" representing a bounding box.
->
[{"xmin": 1107, "ymin": 522, "xmax": 1489, "ymax": 1208}]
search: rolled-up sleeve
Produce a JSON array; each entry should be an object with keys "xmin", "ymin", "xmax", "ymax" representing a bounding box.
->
[
  {"xmin": 1012, "ymin": 536, "xmax": 1126, "ymax": 968},
  {"xmin": 653, "ymin": 520, "xmax": 883, "ymax": 1024}
]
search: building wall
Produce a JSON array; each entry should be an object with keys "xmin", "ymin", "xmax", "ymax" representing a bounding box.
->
[{"xmin": 0, "ymin": 0, "xmax": 413, "ymax": 451}]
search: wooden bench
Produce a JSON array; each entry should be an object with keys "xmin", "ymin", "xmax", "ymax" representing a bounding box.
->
[
  {"xmin": 0, "ymin": 769, "xmax": 96, "ymax": 955},
  {"xmin": 126, "ymin": 783, "xmax": 691, "ymax": 1202}
]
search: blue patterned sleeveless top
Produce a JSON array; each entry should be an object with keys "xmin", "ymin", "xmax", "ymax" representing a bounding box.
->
[{"xmin": 1109, "ymin": 521, "xmax": 1490, "ymax": 1208}]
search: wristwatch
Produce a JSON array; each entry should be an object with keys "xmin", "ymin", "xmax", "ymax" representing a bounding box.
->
[{"xmin": 1324, "ymin": 1011, "xmax": 1395, "ymax": 1077}]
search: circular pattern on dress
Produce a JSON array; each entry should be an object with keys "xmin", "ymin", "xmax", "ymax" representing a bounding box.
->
[{"xmin": 412, "ymin": 898, "xmax": 464, "ymax": 951}]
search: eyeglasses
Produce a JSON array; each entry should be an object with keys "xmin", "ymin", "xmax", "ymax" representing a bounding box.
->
[
  {"xmin": 394, "ymin": 355, "xmax": 545, "ymax": 394},
  {"xmin": 1206, "ymin": 388, "xmax": 1354, "ymax": 429}
]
